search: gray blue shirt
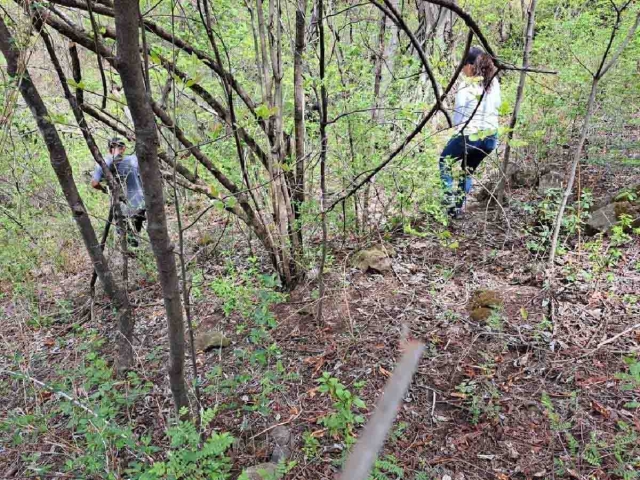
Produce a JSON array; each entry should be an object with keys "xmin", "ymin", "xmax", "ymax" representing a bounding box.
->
[{"xmin": 92, "ymin": 154, "xmax": 145, "ymax": 217}]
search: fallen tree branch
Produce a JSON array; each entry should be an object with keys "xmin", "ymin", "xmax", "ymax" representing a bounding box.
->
[{"xmin": 340, "ymin": 340, "xmax": 425, "ymax": 480}]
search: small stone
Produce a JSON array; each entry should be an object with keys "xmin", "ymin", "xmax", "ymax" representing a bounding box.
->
[
  {"xmin": 241, "ymin": 462, "xmax": 277, "ymax": 480},
  {"xmin": 270, "ymin": 444, "xmax": 291, "ymax": 464},
  {"xmin": 270, "ymin": 426, "xmax": 291, "ymax": 447},
  {"xmin": 586, "ymin": 203, "xmax": 618, "ymax": 234},
  {"xmin": 194, "ymin": 331, "xmax": 230, "ymax": 351},
  {"xmin": 511, "ymin": 165, "xmax": 538, "ymax": 188}
]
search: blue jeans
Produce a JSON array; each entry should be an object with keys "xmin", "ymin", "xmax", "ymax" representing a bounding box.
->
[{"xmin": 439, "ymin": 133, "xmax": 497, "ymax": 210}]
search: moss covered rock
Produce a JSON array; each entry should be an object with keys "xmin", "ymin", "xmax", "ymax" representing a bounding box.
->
[
  {"xmin": 470, "ymin": 290, "xmax": 504, "ymax": 310},
  {"xmin": 470, "ymin": 307, "xmax": 493, "ymax": 322},
  {"xmin": 467, "ymin": 290, "xmax": 503, "ymax": 323},
  {"xmin": 351, "ymin": 245, "xmax": 393, "ymax": 273},
  {"xmin": 194, "ymin": 331, "xmax": 230, "ymax": 351}
]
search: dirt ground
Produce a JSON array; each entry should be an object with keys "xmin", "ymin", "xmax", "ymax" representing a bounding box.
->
[{"xmin": 1, "ymin": 162, "xmax": 639, "ymax": 479}]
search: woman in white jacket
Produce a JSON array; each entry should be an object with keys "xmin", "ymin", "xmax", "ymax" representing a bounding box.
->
[{"xmin": 440, "ymin": 47, "xmax": 501, "ymax": 218}]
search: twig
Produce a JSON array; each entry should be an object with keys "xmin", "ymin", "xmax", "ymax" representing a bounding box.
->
[
  {"xmin": 3, "ymin": 369, "xmax": 100, "ymax": 418},
  {"xmin": 592, "ymin": 323, "xmax": 640, "ymax": 352},
  {"xmin": 0, "ymin": 205, "xmax": 37, "ymax": 243},
  {"xmin": 249, "ymin": 409, "xmax": 303, "ymax": 440}
]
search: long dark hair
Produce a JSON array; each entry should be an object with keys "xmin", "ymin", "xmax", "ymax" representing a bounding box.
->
[{"xmin": 465, "ymin": 47, "xmax": 498, "ymax": 91}]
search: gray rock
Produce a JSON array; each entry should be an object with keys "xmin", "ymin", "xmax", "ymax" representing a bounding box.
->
[
  {"xmin": 270, "ymin": 445, "xmax": 291, "ymax": 464},
  {"xmin": 586, "ymin": 203, "xmax": 618, "ymax": 234},
  {"xmin": 505, "ymin": 163, "xmax": 538, "ymax": 188},
  {"xmin": 538, "ymin": 171, "xmax": 563, "ymax": 194},
  {"xmin": 240, "ymin": 463, "xmax": 277, "ymax": 480},
  {"xmin": 270, "ymin": 426, "xmax": 291, "ymax": 447},
  {"xmin": 269, "ymin": 426, "xmax": 292, "ymax": 463},
  {"xmin": 194, "ymin": 331, "xmax": 230, "ymax": 351}
]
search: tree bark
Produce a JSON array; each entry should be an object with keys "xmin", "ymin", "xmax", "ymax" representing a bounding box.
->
[
  {"xmin": 0, "ymin": 18, "xmax": 132, "ymax": 366},
  {"xmin": 316, "ymin": 0, "xmax": 329, "ymax": 320},
  {"xmin": 293, "ymin": 0, "xmax": 308, "ymax": 248},
  {"xmin": 495, "ymin": 0, "xmax": 537, "ymax": 205},
  {"xmin": 112, "ymin": 0, "xmax": 189, "ymax": 414}
]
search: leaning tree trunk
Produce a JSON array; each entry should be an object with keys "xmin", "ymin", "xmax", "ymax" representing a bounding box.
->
[
  {"xmin": 39, "ymin": 25, "xmax": 135, "ymax": 369},
  {"xmin": 495, "ymin": 0, "xmax": 537, "ymax": 205},
  {"xmin": 112, "ymin": 0, "xmax": 189, "ymax": 414},
  {"xmin": 0, "ymin": 18, "xmax": 133, "ymax": 368}
]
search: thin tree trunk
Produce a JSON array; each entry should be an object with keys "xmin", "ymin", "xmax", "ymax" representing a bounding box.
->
[
  {"xmin": 548, "ymin": 80, "xmax": 598, "ymax": 266},
  {"xmin": 316, "ymin": 0, "xmax": 329, "ymax": 320},
  {"xmin": 372, "ymin": 12, "xmax": 386, "ymax": 124},
  {"xmin": 548, "ymin": 10, "xmax": 640, "ymax": 267},
  {"xmin": 244, "ymin": 0, "xmax": 264, "ymax": 100},
  {"xmin": 0, "ymin": 18, "xmax": 132, "ymax": 367},
  {"xmin": 496, "ymin": 0, "xmax": 537, "ymax": 205},
  {"xmin": 112, "ymin": 0, "xmax": 189, "ymax": 414},
  {"xmin": 256, "ymin": 0, "xmax": 273, "ymax": 110},
  {"xmin": 293, "ymin": 0, "xmax": 308, "ymax": 249},
  {"xmin": 364, "ymin": 11, "xmax": 387, "ymax": 230}
]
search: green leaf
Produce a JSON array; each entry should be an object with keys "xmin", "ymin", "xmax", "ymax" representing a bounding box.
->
[
  {"xmin": 498, "ymin": 100, "xmax": 512, "ymax": 116},
  {"xmin": 224, "ymin": 197, "xmax": 238, "ymax": 209},
  {"xmin": 508, "ymin": 138, "xmax": 528, "ymax": 148},
  {"xmin": 185, "ymin": 74, "xmax": 203, "ymax": 88},
  {"xmin": 255, "ymin": 104, "xmax": 271, "ymax": 119}
]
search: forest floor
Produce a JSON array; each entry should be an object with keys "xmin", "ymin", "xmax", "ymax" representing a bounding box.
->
[{"xmin": 1, "ymin": 161, "xmax": 639, "ymax": 480}]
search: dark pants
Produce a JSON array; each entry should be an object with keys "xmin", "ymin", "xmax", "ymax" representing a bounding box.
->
[
  {"xmin": 439, "ymin": 134, "xmax": 497, "ymax": 210},
  {"xmin": 116, "ymin": 209, "xmax": 146, "ymax": 248}
]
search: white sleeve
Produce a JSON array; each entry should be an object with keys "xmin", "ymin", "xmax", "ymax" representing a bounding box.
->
[{"xmin": 452, "ymin": 87, "xmax": 469, "ymax": 126}]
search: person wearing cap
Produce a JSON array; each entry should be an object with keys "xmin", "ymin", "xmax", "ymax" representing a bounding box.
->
[
  {"xmin": 439, "ymin": 46, "xmax": 501, "ymax": 219},
  {"xmin": 91, "ymin": 138, "xmax": 146, "ymax": 246}
]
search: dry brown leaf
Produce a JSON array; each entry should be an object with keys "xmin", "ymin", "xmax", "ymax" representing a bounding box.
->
[
  {"xmin": 592, "ymin": 400, "xmax": 610, "ymax": 418},
  {"xmin": 464, "ymin": 367, "xmax": 477, "ymax": 378},
  {"xmin": 566, "ymin": 468, "xmax": 581, "ymax": 479},
  {"xmin": 379, "ymin": 366, "xmax": 391, "ymax": 378}
]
